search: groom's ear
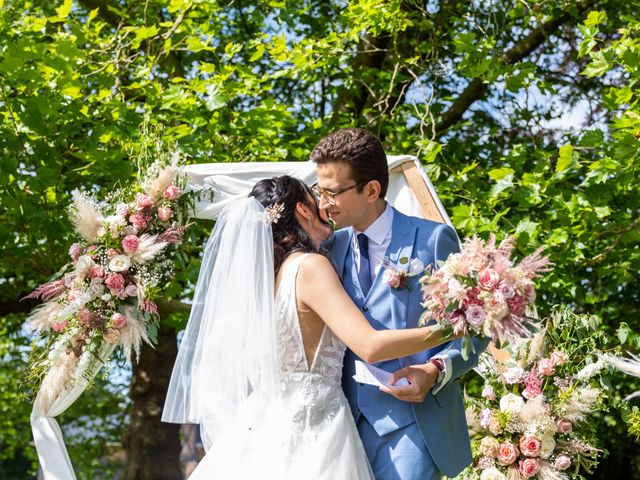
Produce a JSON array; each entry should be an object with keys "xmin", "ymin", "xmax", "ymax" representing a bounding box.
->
[{"xmin": 364, "ymin": 180, "xmax": 382, "ymax": 203}]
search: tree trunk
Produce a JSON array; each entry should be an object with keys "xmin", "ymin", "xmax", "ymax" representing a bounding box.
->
[{"xmin": 122, "ymin": 324, "xmax": 182, "ymax": 480}]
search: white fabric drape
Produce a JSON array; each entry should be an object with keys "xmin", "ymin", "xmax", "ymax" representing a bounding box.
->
[
  {"xmin": 31, "ymin": 342, "xmax": 115, "ymax": 480},
  {"xmin": 182, "ymin": 155, "xmax": 454, "ymax": 227}
]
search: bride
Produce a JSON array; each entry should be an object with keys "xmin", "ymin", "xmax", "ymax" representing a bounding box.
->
[{"xmin": 162, "ymin": 175, "xmax": 457, "ymax": 479}]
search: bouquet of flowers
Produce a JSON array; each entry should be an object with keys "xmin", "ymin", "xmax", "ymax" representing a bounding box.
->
[
  {"xmin": 23, "ymin": 146, "xmax": 207, "ymax": 408},
  {"xmin": 461, "ymin": 306, "xmax": 607, "ymax": 480},
  {"xmin": 419, "ymin": 235, "xmax": 551, "ymax": 359}
]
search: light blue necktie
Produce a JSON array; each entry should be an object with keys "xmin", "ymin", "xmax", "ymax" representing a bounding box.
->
[{"xmin": 357, "ymin": 233, "xmax": 372, "ymax": 296}]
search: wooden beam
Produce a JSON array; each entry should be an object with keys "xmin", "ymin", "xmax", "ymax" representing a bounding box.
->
[{"xmin": 391, "ymin": 161, "xmax": 446, "ymax": 223}]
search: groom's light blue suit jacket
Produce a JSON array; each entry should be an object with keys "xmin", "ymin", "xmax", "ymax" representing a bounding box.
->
[{"xmin": 329, "ymin": 207, "xmax": 488, "ymax": 478}]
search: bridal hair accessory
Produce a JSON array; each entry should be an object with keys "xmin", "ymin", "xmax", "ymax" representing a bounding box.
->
[{"xmin": 264, "ymin": 202, "xmax": 285, "ymax": 224}]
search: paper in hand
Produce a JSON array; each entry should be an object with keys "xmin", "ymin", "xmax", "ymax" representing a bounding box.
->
[{"xmin": 352, "ymin": 360, "xmax": 410, "ymax": 387}]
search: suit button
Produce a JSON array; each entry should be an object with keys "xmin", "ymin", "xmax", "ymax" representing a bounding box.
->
[{"xmin": 363, "ymin": 306, "xmax": 369, "ymax": 312}]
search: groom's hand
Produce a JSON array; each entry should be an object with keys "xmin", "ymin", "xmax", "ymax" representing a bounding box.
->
[{"xmin": 379, "ymin": 363, "xmax": 439, "ymax": 403}]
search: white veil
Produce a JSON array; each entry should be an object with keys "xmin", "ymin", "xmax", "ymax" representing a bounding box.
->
[{"xmin": 162, "ymin": 197, "xmax": 279, "ymax": 450}]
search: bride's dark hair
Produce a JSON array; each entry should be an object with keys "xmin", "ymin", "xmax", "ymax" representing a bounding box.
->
[{"xmin": 249, "ymin": 175, "xmax": 326, "ymax": 274}]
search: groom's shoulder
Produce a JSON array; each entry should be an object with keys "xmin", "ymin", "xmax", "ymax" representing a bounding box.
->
[{"xmin": 396, "ymin": 209, "xmax": 455, "ymax": 237}]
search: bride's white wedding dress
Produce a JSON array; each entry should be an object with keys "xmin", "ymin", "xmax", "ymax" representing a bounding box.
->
[{"xmin": 188, "ymin": 254, "xmax": 374, "ymax": 479}]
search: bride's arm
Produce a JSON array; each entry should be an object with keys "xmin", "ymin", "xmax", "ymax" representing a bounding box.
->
[{"xmin": 297, "ymin": 254, "xmax": 455, "ymax": 363}]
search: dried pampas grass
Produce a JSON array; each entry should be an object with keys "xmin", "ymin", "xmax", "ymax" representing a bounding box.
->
[{"xmin": 70, "ymin": 191, "xmax": 103, "ymax": 242}]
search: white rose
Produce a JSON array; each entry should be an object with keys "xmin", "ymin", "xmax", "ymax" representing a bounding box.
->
[
  {"xmin": 409, "ymin": 258, "xmax": 425, "ymax": 274},
  {"xmin": 480, "ymin": 467, "xmax": 507, "ymax": 480},
  {"xmin": 503, "ymin": 367, "xmax": 526, "ymax": 385},
  {"xmin": 539, "ymin": 435, "xmax": 556, "ymax": 459},
  {"xmin": 109, "ymin": 255, "xmax": 131, "ymax": 272},
  {"xmin": 499, "ymin": 393, "xmax": 525, "ymax": 414}
]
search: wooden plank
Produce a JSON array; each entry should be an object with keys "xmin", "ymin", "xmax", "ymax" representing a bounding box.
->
[{"xmin": 391, "ymin": 161, "xmax": 445, "ymax": 223}]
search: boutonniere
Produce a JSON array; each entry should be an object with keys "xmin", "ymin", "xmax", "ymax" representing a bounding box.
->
[{"xmin": 382, "ymin": 256, "xmax": 425, "ymax": 290}]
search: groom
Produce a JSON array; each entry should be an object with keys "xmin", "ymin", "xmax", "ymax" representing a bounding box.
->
[{"xmin": 311, "ymin": 128, "xmax": 487, "ymax": 480}]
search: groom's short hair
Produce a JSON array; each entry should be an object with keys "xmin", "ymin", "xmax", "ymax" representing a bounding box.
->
[{"xmin": 310, "ymin": 128, "xmax": 389, "ymax": 197}]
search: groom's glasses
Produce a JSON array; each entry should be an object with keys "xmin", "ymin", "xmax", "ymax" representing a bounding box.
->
[{"xmin": 311, "ymin": 180, "xmax": 370, "ymax": 206}]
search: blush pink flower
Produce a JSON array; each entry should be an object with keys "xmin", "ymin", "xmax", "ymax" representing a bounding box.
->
[
  {"xmin": 78, "ymin": 308, "xmax": 92, "ymax": 326},
  {"xmin": 550, "ymin": 350, "xmax": 568, "ymax": 366},
  {"xmin": 135, "ymin": 193, "xmax": 153, "ymax": 210},
  {"xmin": 116, "ymin": 202, "xmax": 130, "ymax": 216},
  {"xmin": 523, "ymin": 370, "xmax": 543, "ymax": 399},
  {"xmin": 507, "ymin": 293, "xmax": 527, "ymax": 316},
  {"xmin": 105, "ymin": 273, "xmax": 125, "ymax": 292},
  {"xmin": 125, "ymin": 284, "xmax": 138, "ymax": 297},
  {"xmin": 69, "ymin": 243, "xmax": 83, "ymax": 260},
  {"xmin": 89, "ymin": 266, "xmax": 105, "ymax": 279},
  {"xmin": 519, "ymin": 458, "xmax": 539, "ymax": 478},
  {"xmin": 556, "ymin": 418, "xmax": 572, "ymax": 434},
  {"xmin": 157, "ymin": 205, "xmax": 173, "ymax": 222},
  {"xmin": 554, "ymin": 454, "xmax": 571, "ymax": 470},
  {"xmin": 519, "ymin": 436, "xmax": 541, "ymax": 457},
  {"xmin": 488, "ymin": 417, "xmax": 503, "ymax": 436},
  {"xmin": 482, "ymin": 384, "xmax": 496, "ymax": 401},
  {"xmin": 497, "ymin": 442, "xmax": 519, "ymax": 466},
  {"xmin": 497, "ymin": 281, "xmax": 515, "ymax": 299},
  {"xmin": 52, "ymin": 320, "xmax": 68, "ymax": 332},
  {"xmin": 479, "ymin": 268, "xmax": 501, "ymax": 290},
  {"xmin": 479, "ymin": 409, "xmax": 493, "ymax": 429},
  {"xmin": 537, "ymin": 358, "xmax": 556, "ymax": 376},
  {"xmin": 129, "ymin": 213, "xmax": 148, "ymax": 231},
  {"xmin": 466, "ymin": 304, "xmax": 486, "ymax": 327},
  {"xmin": 449, "ymin": 312, "xmax": 467, "ymax": 335},
  {"xmin": 107, "ymin": 248, "xmax": 120, "ymax": 258},
  {"xmin": 480, "ymin": 436, "xmax": 500, "ymax": 458},
  {"xmin": 104, "ymin": 328, "xmax": 121, "ymax": 344},
  {"xmin": 111, "ymin": 312, "xmax": 126, "ymax": 329},
  {"xmin": 383, "ymin": 270, "xmax": 402, "ymax": 289},
  {"xmin": 477, "ymin": 456, "xmax": 494, "ymax": 470},
  {"xmin": 122, "ymin": 234, "xmax": 141, "ymax": 254},
  {"xmin": 163, "ymin": 185, "xmax": 181, "ymax": 200}
]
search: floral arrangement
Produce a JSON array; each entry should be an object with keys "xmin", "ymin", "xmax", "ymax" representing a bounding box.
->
[
  {"xmin": 461, "ymin": 306, "xmax": 608, "ymax": 480},
  {"xmin": 419, "ymin": 235, "xmax": 551, "ymax": 359},
  {"xmin": 23, "ymin": 146, "xmax": 207, "ymax": 409},
  {"xmin": 382, "ymin": 256, "xmax": 424, "ymax": 290}
]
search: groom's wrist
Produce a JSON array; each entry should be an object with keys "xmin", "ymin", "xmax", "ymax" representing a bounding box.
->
[{"xmin": 427, "ymin": 358, "xmax": 445, "ymax": 385}]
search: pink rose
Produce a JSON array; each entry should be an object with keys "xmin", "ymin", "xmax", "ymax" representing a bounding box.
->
[
  {"xmin": 519, "ymin": 458, "xmax": 539, "ymax": 478},
  {"xmin": 554, "ymin": 454, "xmax": 571, "ymax": 471},
  {"xmin": 163, "ymin": 185, "xmax": 181, "ymax": 200},
  {"xmin": 122, "ymin": 234, "xmax": 141, "ymax": 254},
  {"xmin": 550, "ymin": 350, "xmax": 568, "ymax": 366},
  {"xmin": 507, "ymin": 293, "xmax": 526, "ymax": 316},
  {"xmin": 111, "ymin": 312, "xmax": 126, "ymax": 329},
  {"xmin": 488, "ymin": 417, "xmax": 503, "ymax": 436},
  {"xmin": 555, "ymin": 418, "xmax": 572, "ymax": 434},
  {"xmin": 482, "ymin": 384, "xmax": 496, "ymax": 401},
  {"xmin": 52, "ymin": 320, "xmax": 68, "ymax": 332},
  {"xmin": 466, "ymin": 304, "xmax": 486, "ymax": 327},
  {"xmin": 477, "ymin": 456, "xmax": 494, "ymax": 470},
  {"xmin": 104, "ymin": 328, "xmax": 121, "ymax": 344},
  {"xmin": 498, "ymin": 281, "xmax": 515, "ymax": 299},
  {"xmin": 89, "ymin": 266, "xmax": 105, "ymax": 279},
  {"xmin": 384, "ymin": 270, "xmax": 401, "ymax": 289},
  {"xmin": 497, "ymin": 442, "xmax": 519, "ymax": 466},
  {"xmin": 480, "ymin": 437, "xmax": 500, "ymax": 458},
  {"xmin": 479, "ymin": 268, "xmax": 501, "ymax": 290},
  {"xmin": 67, "ymin": 289, "xmax": 81, "ymax": 302},
  {"xmin": 519, "ymin": 436, "xmax": 541, "ymax": 457},
  {"xmin": 129, "ymin": 213, "xmax": 148, "ymax": 231},
  {"xmin": 537, "ymin": 358, "xmax": 556, "ymax": 377},
  {"xmin": 135, "ymin": 193, "xmax": 153, "ymax": 210},
  {"xmin": 157, "ymin": 205, "xmax": 173, "ymax": 222},
  {"xmin": 78, "ymin": 308, "xmax": 92, "ymax": 326},
  {"xmin": 69, "ymin": 243, "xmax": 83, "ymax": 260},
  {"xmin": 105, "ymin": 273, "xmax": 125, "ymax": 292},
  {"xmin": 116, "ymin": 202, "xmax": 130, "ymax": 216},
  {"xmin": 125, "ymin": 284, "xmax": 138, "ymax": 297}
]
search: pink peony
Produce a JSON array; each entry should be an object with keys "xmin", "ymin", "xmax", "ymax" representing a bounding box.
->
[
  {"xmin": 482, "ymin": 384, "xmax": 496, "ymax": 401},
  {"xmin": 537, "ymin": 358, "xmax": 556, "ymax": 376},
  {"xmin": 556, "ymin": 418, "xmax": 572, "ymax": 434},
  {"xmin": 104, "ymin": 328, "xmax": 121, "ymax": 344},
  {"xmin": 105, "ymin": 273, "xmax": 125, "ymax": 292},
  {"xmin": 479, "ymin": 268, "xmax": 501, "ymax": 290},
  {"xmin": 519, "ymin": 436, "xmax": 541, "ymax": 457},
  {"xmin": 135, "ymin": 193, "xmax": 153, "ymax": 210},
  {"xmin": 157, "ymin": 205, "xmax": 173, "ymax": 222},
  {"xmin": 78, "ymin": 308, "xmax": 92, "ymax": 326},
  {"xmin": 111, "ymin": 312, "xmax": 126, "ymax": 329},
  {"xmin": 122, "ymin": 234, "xmax": 141, "ymax": 254},
  {"xmin": 52, "ymin": 320, "xmax": 68, "ymax": 332},
  {"xmin": 384, "ymin": 270, "xmax": 401, "ymax": 289},
  {"xmin": 125, "ymin": 284, "xmax": 138, "ymax": 297},
  {"xmin": 480, "ymin": 437, "xmax": 500, "ymax": 458},
  {"xmin": 69, "ymin": 243, "xmax": 83, "ymax": 260},
  {"xmin": 466, "ymin": 304, "xmax": 486, "ymax": 327},
  {"xmin": 497, "ymin": 442, "xmax": 519, "ymax": 466},
  {"xmin": 89, "ymin": 266, "xmax": 105, "ymax": 279},
  {"xmin": 507, "ymin": 293, "xmax": 527, "ymax": 316},
  {"xmin": 519, "ymin": 458, "xmax": 539, "ymax": 478},
  {"xmin": 550, "ymin": 350, "xmax": 568, "ymax": 366},
  {"xmin": 129, "ymin": 213, "xmax": 148, "ymax": 231},
  {"xmin": 554, "ymin": 454, "xmax": 571, "ymax": 471},
  {"xmin": 163, "ymin": 185, "xmax": 181, "ymax": 200}
]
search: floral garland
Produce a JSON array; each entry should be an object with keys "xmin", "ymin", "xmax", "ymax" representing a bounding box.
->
[
  {"xmin": 460, "ymin": 306, "xmax": 608, "ymax": 480},
  {"xmin": 23, "ymin": 149, "xmax": 208, "ymax": 409}
]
